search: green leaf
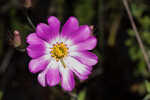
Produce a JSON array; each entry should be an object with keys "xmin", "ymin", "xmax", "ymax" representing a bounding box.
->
[
  {"xmin": 131, "ymin": 4, "xmax": 145, "ymax": 18},
  {"xmin": 145, "ymin": 81, "xmax": 150, "ymax": 93},
  {"xmin": 78, "ymin": 89, "xmax": 86, "ymax": 100},
  {"xmin": 74, "ymin": 0, "xmax": 95, "ymax": 24},
  {"xmin": 128, "ymin": 29, "xmax": 135, "ymax": 37},
  {"xmin": 143, "ymin": 94, "xmax": 150, "ymax": 100},
  {"xmin": 0, "ymin": 91, "xmax": 3, "ymax": 100}
]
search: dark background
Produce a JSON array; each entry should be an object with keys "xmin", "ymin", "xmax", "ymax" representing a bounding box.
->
[{"xmin": 0, "ymin": 0, "xmax": 150, "ymax": 100}]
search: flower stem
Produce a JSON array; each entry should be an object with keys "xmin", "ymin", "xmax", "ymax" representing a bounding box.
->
[
  {"xmin": 24, "ymin": 9, "xmax": 35, "ymax": 29},
  {"xmin": 60, "ymin": 59, "xmax": 66, "ymax": 68},
  {"xmin": 26, "ymin": 14, "xmax": 35, "ymax": 29},
  {"xmin": 122, "ymin": 0, "xmax": 150, "ymax": 72}
]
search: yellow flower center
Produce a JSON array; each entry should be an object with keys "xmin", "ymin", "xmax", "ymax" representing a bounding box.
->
[{"xmin": 50, "ymin": 42, "xmax": 68, "ymax": 61}]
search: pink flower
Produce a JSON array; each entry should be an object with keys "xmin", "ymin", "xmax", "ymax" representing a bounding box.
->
[{"xmin": 26, "ymin": 16, "xmax": 98, "ymax": 91}]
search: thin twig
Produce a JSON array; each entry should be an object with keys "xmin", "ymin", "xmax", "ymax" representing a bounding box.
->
[
  {"xmin": 122, "ymin": 0, "xmax": 150, "ymax": 71},
  {"xmin": 26, "ymin": 15, "xmax": 35, "ymax": 29},
  {"xmin": 0, "ymin": 48, "xmax": 15, "ymax": 74},
  {"xmin": 24, "ymin": 9, "xmax": 35, "ymax": 29}
]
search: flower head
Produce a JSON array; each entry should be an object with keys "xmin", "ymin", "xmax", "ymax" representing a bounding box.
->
[{"xmin": 26, "ymin": 16, "xmax": 98, "ymax": 91}]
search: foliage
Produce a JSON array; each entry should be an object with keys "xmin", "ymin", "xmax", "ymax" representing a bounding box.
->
[
  {"xmin": 143, "ymin": 81, "xmax": 150, "ymax": 100},
  {"xmin": 77, "ymin": 89, "xmax": 86, "ymax": 100},
  {"xmin": 125, "ymin": 3, "xmax": 150, "ymax": 77},
  {"xmin": 74, "ymin": 0, "xmax": 95, "ymax": 24}
]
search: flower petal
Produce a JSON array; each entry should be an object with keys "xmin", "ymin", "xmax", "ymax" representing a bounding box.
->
[
  {"xmin": 61, "ymin": 16, "xmax": 79, "ymax": 37},
  {"xmin": 64, "ymin": 56, "xmax": 92, "ymax": 80},
  {"xmin": 70, "ymin": 36, "xmax": 97, "ymax": 51},
  {"xmin": 26, "ymin": 44, "xmax": 46, "ymax": 58},
  {"xmin": 26, "ymin": 33, "xmax": 44, "ymax": 45},
  {"xmin": 38, "ymin": 70, "xmax": 47, "ymax": 87},
  {"xmin": 36, "ymin": 23, "xmax": 59, "ymax": 42},
  {"xmin": 36, "ymin": 23, "xmax": 51, "ymax": 41},
  {"xmin": 69, "ymin": 25, "xmax": 92, "ymax": 43},
  {"xmin": 59, "ymin": 63, "xmax": 75, "ymax": 91},
  {"xmin": 46, "ymin": 60, "xmax": 60, "ymax": 86},
  {"xmin": 70, "ymin": 51, "xmax": 98, "ymax": 66},
  {"xmin": 48, "ymin": 16, "xmax": 60, "ymax": 35},
  {"xmin": 72, "ymin": 71, "xmax": 88, "ymax": 80},
  {"xmin": 29, "ymin": 55, "xmax": 51, "ymax": 73}
]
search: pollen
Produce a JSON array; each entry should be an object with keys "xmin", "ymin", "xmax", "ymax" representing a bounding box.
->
[{"xmin": 50, "ymin": 42, "xmax": 68, "ymax": 61}]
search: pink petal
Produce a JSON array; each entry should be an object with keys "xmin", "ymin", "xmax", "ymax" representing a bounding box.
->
[
  {"xmin": 46, "ymin": 61, "xmax": 60, "ymax": 86},
  {"xmin": 59, "ymin": 65, "xmax": 75, "ymax": 91},
  {"xmin": 26, "ymin": 44, "xmax": 46, "ymax": 58},
  {"xmin": 72, "ymin": 71, "xmax": 88, "ymax": 80},
  {"xmin": 71, "ymin": 36, "xmax": 97, "ymax": 51},
  {"xmin": 48, "ymin": 16, "xmax": 60, "ymax": 35},
  {"xmin": 61, "ymin": 16, "xmax": 79, "ymax": 37},
  {"xmin": 38, "ymin": 70, "xmax": 47, "ymax": 87},
  {"xmin": 26, "ymin": 33, "xmax": 45, "ymax": 45},
  {"xmin": 69, "ymin": 25, "xmax": 92, "ymax": 43},
  {"xmin": 70, "ymin": 51, "xmax": 98, "ymax": 66},
  {"xmin": 29, "ymin": 55, "xmax": 50, "ymax": 73},
  {"xmin": 36, "ymin": 22, "xmax": 59, "ymax": 42},
  {"xmin": 64, "ymin": 56, "xmax": 92, "ymax": 80}
]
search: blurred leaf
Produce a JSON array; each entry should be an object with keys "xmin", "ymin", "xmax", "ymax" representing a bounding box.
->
[
  {"xmin": 108, "ymin": 15, "xmax": 121, "ymax": 47},
  {"xmin": 78, "ymin": 89, "xmax": 86, "ymax": 100},
  {"xmin": 143, "ymin": 94, "xmax": 150, "ymax": 100},
  {"xmin": 74, "ymin": 0, "xmax": 95, "ymax": 24},
  {"xmin": 129, "ymin": 46, "xmax": 138, "ymax": 61},
  {"xmin": 0, "ymin": 91, "xmax": 3, "ymax": 100},
  {"xmin": 126, "ymin": 2, "xmax": 150, "ymax": 78},
  {"xmin": 125, "ymin": 39, "xmax": 132, "ymax": 46},
  {"xmin": 130, "ymin": 83, "xmax": 146, "ymax": 94},
  {"xmin": 131, "ymin": 4, "xmax": 145, "ymax": 18},
  {"xmin": 140, "ymin": 16, "xmax": 150, "ymax": 30},
  {"xmin": 142, "ymin": 31, "xmax": 150, "ymax": 44},
  {"xmin": 145, "ymin": 81, "xmax": 150, "ymax": 93},
  {"xmin": 128, "ymin": 29, "xmax": 135, "ymax": 37}
]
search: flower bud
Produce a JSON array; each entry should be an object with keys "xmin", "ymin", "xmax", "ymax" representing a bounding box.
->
[
  {"xmin": 89, "ymin": 25, "xmax": 94, "ymax": 35},
  {"xmin": 13, "ymin": 30, "xmax": 22, "ymax": 47},
  {"xmin": 90, "ymin": 25, "xmax": 94, "ymax": 31},
  {"xmin": 24, "ymin": 0, "xmax": 32, "ymax": 8}
]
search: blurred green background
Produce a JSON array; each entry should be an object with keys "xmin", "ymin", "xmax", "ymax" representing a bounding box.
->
[{"xmin": 0, "ymin": 0, "xmax": 150, "ymax": 100}]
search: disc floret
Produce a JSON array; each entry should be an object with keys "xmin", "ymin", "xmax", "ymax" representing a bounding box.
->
[{"xmin": 50, "ymin": 42, "xmax": 68, "ymax": 61}]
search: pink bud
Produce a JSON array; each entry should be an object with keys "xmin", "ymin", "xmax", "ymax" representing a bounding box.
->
[
  {"xmin": 90, "ymin": 25, "xmax": 94, "ymax": 31},
  {"xmin": 89, "ymin": 25, "xmax": 94, "ymax": 35},
  {"xmin": 24, "ymin": 0, "xmax": 32, "ymax": 8},
  {"xmin": 13, "ymin": 30, "xmax": 22, "ymax": 47}
]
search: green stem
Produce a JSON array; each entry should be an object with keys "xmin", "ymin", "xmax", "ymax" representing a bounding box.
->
[
  {"xmin": 60, "ymin": 59, "xmax": 66, "ymax": 68},
  {"xmin": 26, "ymin": 15, "xmax": 35, "ymax": 29}
]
